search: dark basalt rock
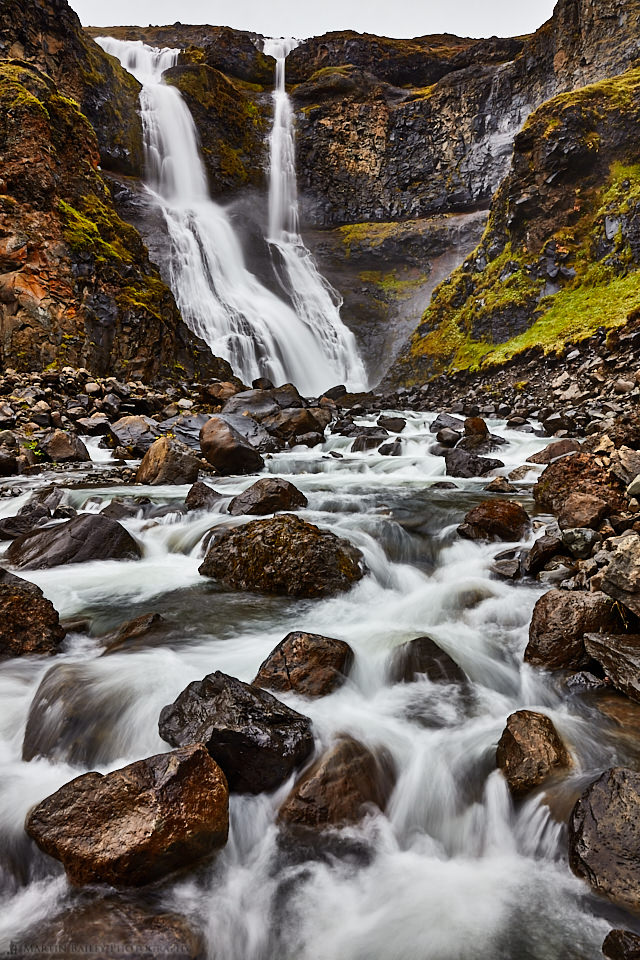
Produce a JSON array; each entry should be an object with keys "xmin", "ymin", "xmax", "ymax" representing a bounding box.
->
[
  {"xmin": 229, "ymin": 478, "xmax": 308, "ymax": 517},
  {"xmin": 603, "ymin": 930, "xmax": 640, "ymax": 960},
  {"xmin": 135, "ymin": 436, "xmax": 201, "ymax": 486},
  {"xmin": 185, "ymin": 480, "xmax": 224, "ymax": 512},
  {"xmin": 254, "ymin": 631, "xmax": 354, "ymax": 698},
  {"xmin": 262, "ymin": 408, "xmax": 326, "ymax": 445},
  {"xmin": 198, "ymin": 514, "xmax": 364, "ymax": 598},
  {"xmin": 496, "ymin": 710, "xmax": 571, "ymax": 797},
  {"xmin": 388, "ymin": 636, "xmax": 466, "ymax": 685},
  {"xmin": 26, "ymin": 744, "xmax": 229, "ymax": 887},
  {"xmin": 278, "ymin": 735, "xmax": 396, "ymax": 829},
  {"xmin": 108, "ymin": 416, "xmax": 163, "ymax": 456},
  {"xmin": 457, "ymin": 500, "xmax": 529, "ymax": 542},
  {"xmin": 444, "ymin": 448, "xmax": 504, "ymax": 478},
  {"xmin": 584, "ymin": 634, "xmax": 640, "ymax": 704},
  {"xmin": 199, "ymin": 416, "xmax": 265, "ymax": 475},
  {"xmin": 159, "ymin": 671, "xmax": 314, "ymax": 794},
  {"xmin": 377, "ymin": 416, "xmax": 406, "ymax": 433},
  {"xmin": 569, "ymin": 767, "xmax": 640, "ymax": 912},
  {"xmin": 7, "ymin": 514, "xmax": 141, "ymax": 570},
  {"xmin": 0, "ymin": 569, "xmax": 65, "ymax": 658},
  {"xmin": 430, "ymin": 413, "xmax": 465, "ymax": 434},
  {"xmin": 525, "ymin": 589, "xmax": 624, "ymax": 670},
  {"xmin": 352, "ymin": 430, "xmax": 389, "ymax": 453}
]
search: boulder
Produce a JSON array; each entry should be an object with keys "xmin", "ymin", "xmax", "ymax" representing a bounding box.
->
[
  {"xmin": 379, "ymin": 440, "xmax": 402, "ymax": 457},
  {"xmin": 603, "ymin": 930, "xmax": 640, "ymax": 960},
  {"xmin": 254, "ymin": 631, "xmax": 354, "ymax": 698},
  {"xmin": 525, "ymin": 589, "xmax": 623, "ymax": 670},
  {"xmin": 198, "ymin": 514, "xmax": 364, "ymax": 598},
  {"xmin": 430, "ymin": 413, "xmax": 464, "ymax": 434},
  {"xmin": 26, "ymin": 744, "xmax": 229, "ymax": 887},
  {"xmin": 0, "ymin": 569, "xmax": 65, "ymax": 658},
  {"xmin": 484, "ymin": 477, "xmax": 516, "ymax": 494},
  {"xmin": 444, "ymin": 448, "xmax": 504, "ymax": 478},
  {"xmin": 584, "ymin": 634, "xmax": 640, "ymax": 704},
  {"xmin": 0, "ymin": 450, "xmax": 18, "ymax": 475},
  {"xmin": 7, "ymin": 514, "xmax": 141, "ymax": 569},
  {"xmin": 157, "ymin": 413, "xmax": 209, "ymax": 450},
  {"xmin": 159, "ymin": 671, "xmax": 314, "ymax": 794},
  {"xmin": 222, "ymin": 389, "xmax": 280, "ymax": 421},
  {"xmin": 185, "ymin": 480, "xmax": 223, "ymax": 512},
  {"xmin": 0, "ymin": 502, "xmax": 49, "ymax": 540},
  {"xmin": 262, "ymin": 408, "xmax": 325, "ymax": 444},
  {"xmin": 602, "ymin": 535, "xmax": 640, "ymax": 617},
  {"xmin": 436, "ymin": 428, "xmax": 461, "ymax": 448},
  {"xmin": 388, "ymin": 636, "xmax": 466, "ymax": 685},
  {"xmin": 557, "ymin": 492, "xmax": 608, "ymax": 531},
  {"xmin": 496, "ymin": 711, "xmax": 571, "ymax": 797},
  {"xmin": 562, "ymin": 527, "xmax": 602, "ymax": 559},
  {"xmin": 352, "ymin": 430, "xmax": 389, "ymax": 453},
  {"xmin": 526, "ymin": 439, "xmax": 581, "ymax": 465},
  {"xmin": 378, "ymin": 416, "xmax": 406, "ymax": 433},
  {"xmin": 569, "ymin": 767, "xmax": 640, "ymax": 911},
  {"xmin": 201, "ymin": 380, "xmax": 243, "ymax": 403},
  {"xmin": 229, "ymin": 478, "xmax": 308, "ymax": 516},
  {"xmin": 199, "ymin": 416, "xmax": 264, "ymax": 475},
  {"xmin": 107, "ymin": 416, "xmax": 163, "ymax": 456},
  {"xmin": 534, "ymin": 453, "xmax": 625, "ymax": 515},
  {"xmin": 40, "ymin": 430, "xmax": 90, "ymax": 463},
  {"xmin": 457, "ymin": 500, "xmax": 529, "ymax": 542},
  {"xmin": 521, "ymin": 533, "xmax": 565, "ymax": 576},
  {"xmin": 135, "ymin": 436, "xmax": 201, "ymax": 486},
  {"xmin": 278, "ymin": 736, "xmax": 395, "ymax": 829}
]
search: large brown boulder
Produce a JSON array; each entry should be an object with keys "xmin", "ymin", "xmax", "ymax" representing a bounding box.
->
[
  {"xmin": 135, "ymin": 436, "xmax": 201, "ymax": 486},
  {"xmin": 198, "ymin": 514, "xmax": 364, "ymax": 598},
  {"xmin": 159, "ymin": 671, "xmax": 314, "ymax": 794},
  {"xmin": 569, "ymin": 767, "xmax": 640, "ymax": 912},
  {"xmin": 601, "ymin": 535, "xmax": 640, "ymax": 618},
  {"xmin": 40, "ymin": 429, "xmax": 90, "ymax": 463},
  {"xmin": 26, "ymin": 744, "xmax": 229, "ymax": 887},
  {"xmin": 278, "ymin": 735, "xmax": 395, "ymax": 829},
  {"xmin": 557, "ymin": 492, "xmax": 608, "ymax": 531},
  {"xmin": 457, "ymin": 500, "xmax": 530, "ymax": 542},
  {"xmin": 603, "ymin": 930, "xmax": 640, "ymax": 960},
  {"xmin": 496, "ymin": 711, "xmax": 571, "ymax": 797},
  {"xmin": 229, "ymin": 477, "xmax": 308, "ymax": 517},
  {"xmin": 254, "ymin": 631, "xmax": 354, "ymax": 698},
  {"xmin": 262, "ymin": 408, "xmax": 326, "ymax": 444},
  {"xmin": 7, "ymin": 514, "xmax": 141, "ymax": 569},
  {"xmin": 0, "ymin": 569, "xmax": 65, "ymax": 658},
  {"xmin": 584, "ymin": 634, "xmax": 640, "ymax": 704},
  {"xmin": 524, "ymin": 590, "xmax": 624, "ymax": 670},
  {"xmin": 199, "ymin": 416, "xmax": 264, "ymax": 475},
  {"xmin": 534, "ymin": 453, "xmax": 625, "ymax": 515},
  {"xmin": 388, "ymin": 636, "xmax": 466, "ymax": 685}
]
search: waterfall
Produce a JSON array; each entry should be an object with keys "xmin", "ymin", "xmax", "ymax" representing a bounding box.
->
[{"xmin": 96, "ymin": 37, "xmax": 366, "ymax": 396}]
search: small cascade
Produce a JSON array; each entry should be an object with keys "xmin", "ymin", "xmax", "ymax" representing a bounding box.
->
[
  {"xmin": 263, "ymin": 38, "xmax": 368, "ymax": 391},
  {"xmin": 96, "ymin": 37, "xmax": 366, "ymax": 395}
]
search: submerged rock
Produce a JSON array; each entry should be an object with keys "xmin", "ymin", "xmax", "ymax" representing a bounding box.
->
[
  {"xmin": 7, "ymin": 514, "xmax": 141, "ymax": 569},
  {"xmin": 457, "ymin": 500, "xmax": 529, "ymax": 542},
  {"xmin": 388, "ymin": 636, "xmax": 466, "ymax": 685},
  {"xmin": 26, "ymin": 744, "xmax": 229, "ymax": 887},
  {"xmin": 496, "ymin": 710, "xmax": 571, "ymax": 797},
  {"xmin": 198, "ymin": 514, "xmax": 364, "ymax": 598},
  {"xmin": 254, "ymin": 631, "xmax": 354, "ymax": 698},
  {"xmin": 199, "ymin": 416, "xmax": 264, "ymax": 475},
  {"xmin": 229, "ymin": 477, "xmax": 308, "ymax": 516},
  {"xmin": 159, "ymin": 671, "xmax": 314, "ymax": 794},
  {"xmin": 0, "ymin": 569, "xmax": 65, "ymax": 658},
  {"xmin": 135, "ymin": 436, "xmax": 201, "ymax": 486},
  {"xmin": 525, "ymin": 589, "xmax": 623, "ymax": 670}
]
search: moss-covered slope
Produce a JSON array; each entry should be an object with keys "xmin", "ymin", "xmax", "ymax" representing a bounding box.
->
[{"xmin": 387, "ymin": 67, "xmax": 640, "ymax": 385}]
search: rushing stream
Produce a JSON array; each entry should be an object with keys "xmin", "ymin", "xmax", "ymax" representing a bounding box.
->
[{"xmin": 0, "ymin": 414, "xmax": 635, "ymax": 957}]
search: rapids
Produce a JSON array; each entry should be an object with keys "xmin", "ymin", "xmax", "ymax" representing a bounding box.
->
[{"xmin": 0, "ymin": 414, "xmax": 634, "ymax": 957}]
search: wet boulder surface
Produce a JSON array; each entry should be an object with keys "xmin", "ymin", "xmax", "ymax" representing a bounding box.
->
[
  {"xmin": 254, "ymin": 631, "xmax": 354, "ymax": 698},
  {"xmin": 525, "ymin": 589, "xmax": 624, "ymax": 670},
  {"xmin": 457, "ymin": 499, "xmax": 530, "ymax": 542},
  {"xmin": 7, "ymin": 514, "xmax": 141, "ymax": 569},
  {"xmin": 228, "ymin": 477, "xmax": 308, "ymax": 516},
  {"xmin": 583, "ymin": 634, "xmax": 640, "ymax": 704},
  {"xmin": 199, "ymin": 416, "xmax": 265, "ymax": 475},
  {"xmin": 159, "ymin": 671, "xmax": 315, "ymax": 794},
  {"xmin": 0, "ymin": 569, "xmax": 65, "ymax": 658},
  {"xmin": 388, "ymin": 636, "xmax": 466, "ymax": 685},
  {"xmin": 496, "ymin": 710, "xmax": 571, "ymax": 797},
  {"xmin": 135, "ymin": 436, "xmax": 202, "ymax": 486}
]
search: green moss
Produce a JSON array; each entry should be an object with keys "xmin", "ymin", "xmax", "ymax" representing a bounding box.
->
[
  {"xmin": 58, "ymin": 198, "xmax": 134, "ymax": 264},
  {"xmin": 338, "ymin": 221, "xmax": 410, "ymax": 256},
  {"xmin": 359, "ymin": 269, "xmax": 429, "ymax": 298}
]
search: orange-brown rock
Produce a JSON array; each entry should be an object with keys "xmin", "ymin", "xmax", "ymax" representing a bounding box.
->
[
  {"xmin": 136, "ymin": 437, "xmax": 201, "ymax": 486},
  {"xmin": 534, "ymin": 455, "xmax": 625, "ymax": 516},
  {"xmin": 457, "ymin": 500, "xmax": 530, "ymax": 542},
  {"xmin": 496, "ymin": 710, "xmax": 571, "ymax": 797},
  {"xmin": 0, "ymin": 570, "xmax": 65, "ymax": 658},
  {"xmin": 254, "ymin": 632, "xmax": 354, "ymax": 698},
  {"xmin": 525, "ymin": 589, "xmax": 624, "ymax": 670}
]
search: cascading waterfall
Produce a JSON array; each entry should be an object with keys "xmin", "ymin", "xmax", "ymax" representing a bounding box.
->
[
  {"xmin": 263, "ymin": 39, "xmax": 368, "ymax": 390},
  {"xmin": 96, "ymin": 37, "xmax": 366, "ymax": 395}
]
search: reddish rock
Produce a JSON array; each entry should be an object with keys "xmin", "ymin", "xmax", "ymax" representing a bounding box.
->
[
  {"xmin": 525, "ymin": 589, "xmax": 623, "ymax": 670},
  {"xmin": 135, "ymin": 436, "xmax": 201, "ymax": 486},
  {"xmin": 534, "ymin": 453, "xmax": 625, "ymax": 515},
  {"xmin": 457, "ymin": 500, "xmax": 530, "ymax": 542},
  {"xmin": 229, "ymin": 477, "xmax": 308, "ymax": 516},
  {"xmin": 254, "ymin": 631, "xmax": 354, "ymax": 698},
  {"xmin": 0, "ymin": 570, "xmax": 65, "ymax": 658},
  {"xmin": 557, "ymin": 492, "xmax": 609, "ymax": 531},
  {"xmin": 496, "ymin": 710, "xmax": 571, "ymax": 797},
  {"xmin": 199, "ymin": 416, "xmax": 264, "ymax": 475}
]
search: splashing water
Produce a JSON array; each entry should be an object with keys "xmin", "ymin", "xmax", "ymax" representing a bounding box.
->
[{"xmin": 95, "ymin": 37, "xmax": 366, "ymax": 395}]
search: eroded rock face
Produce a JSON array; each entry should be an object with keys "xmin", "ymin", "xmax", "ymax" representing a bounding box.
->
[
  {"xmin": 198, "ymin": 514, "xmax": 364, "ymax": 598},
  {"xmin": 159, "ymin": 671, "xmax": 314, "ymax": 794},
  {"xmin": 26, "ymin": 744, "xmax": 229, "ymax": 887},
  {"xmin": 7, "ymin": 514, "xmax": 141, "ymax": 570},
  {"xmin": 229, "ymin": 478, "xmax": 308, "ymax": 517},
  {"xmin": 135, "ymin": 437, "xmax": 201, "ymax": 486},
  {"xmin": 278, "ymin": 736, "xmax": 396, "ymax": 829},
  {"xmin": 457, "ymin": 500, "xmax": 529, "ymax": 542},
  {"xmin": 525, "ymin": 589, "xmax": 623, "ymax": 670},
  {"xmin": 0, "ymin": 571, "xmax": 65, "ymax": 658},
  {"xmin": 584, "ymin": 634, "xmax": 640, "ymax": 704},
  {"xmin": 602, "ymin": 535, "xmax": 640, "ymax": 618},
  {"xmin": 388, "ymin": 636, "xmax": 466, "ymax": 685},
  {"xmin": 254, "ymin": 632, "xmax": 354, "ymax": 698},
  {"xmin": 496, "ymin": 711, "xmax": 571, "ymax": 797},
  {"xmin": 199, "ymin": 417, "xmax": 265, "ymax": 475},
  {"xmin": 569, "ymin": 767, "xmax": 640, "ymax": 911}
]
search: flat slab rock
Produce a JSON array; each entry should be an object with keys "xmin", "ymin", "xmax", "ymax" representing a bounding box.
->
[
  {"xmin": 198, "ymin": 513, "xmax": 364, "ymax": 598},
  {"xmin": 159, "ymin": 671, "xmax": 314, "ymax": 794},
  {"xmin": 254, "ymin": 631, "xmax": 354, "ymax": 698},
  {"xmin": 496, "ymin": 710, "xmax": 571, "ymax": 797},
  {"xmin": 584, "ymin": 633, "xmax": 640, "ymax": 704},
  {"xmin": 7, "ymin": 513, "xmax": 141, "ymax": 570},
  {"xmin": 26, "ymin": 744, "xmax": 229, "ymax": 887}
]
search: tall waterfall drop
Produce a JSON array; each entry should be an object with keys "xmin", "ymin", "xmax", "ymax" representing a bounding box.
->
[{"xmin": 96, "ymin": 37, "xmax": 366, "ymax": 395}]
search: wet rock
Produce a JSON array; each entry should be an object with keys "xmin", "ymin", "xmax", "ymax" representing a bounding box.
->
[
  {"xmin": 254, "ymin": 631, "xmax": 354, "ymax": 698},
  {"xmin": 0, "ymin": 450, "xmax": 18, "ymax": 476},
  {"xmin": 0, "ymin": 570, "xmax": 65, "ymax": 658},
  {"xmin": 108, "ymin": 416, "xmax": 163, "ymax": 456},
  {"xmin": 135, "ymin": 436, "xmax": 201, "ymax": 486},
  {"xmin": 602, "ymin": 535, "xmax": 640, "ymax": 617},
  {"xmin": 228, "ymin": 478, "xmax": 308, "ymax": 516},
  {"xmin": 534, "ymin": 453, "xmax": 625, "ymax": 515},
  {"xmin": 222, "ymin": 389, "xmax": 280, "ymax": 421},
  {"xmin": 0, "ymin": 502, "xmax": 49, "ymax": 540},
  {"xmin": 159, "ymin": 671, "xmax": 314, "ymax": 794},
  {"xmin": 100, "ymin": 498, "xmax": 147, "ymax": 520},
  {"xmin": 584, "ymin": 634, "xmax": 640, "ymax": 704},
  {"xmin": 525, "ymin": 589, "xmax": 624, "ymax": 670},
  {"xmin": 198, "ymin": 514, "xmax": 364, "ymax": 598},
  {"xmin": 562, "ymin": 527, "xmax": 602, "ymax": 560},
  {"xmin": 352, "ymin": 430, "xmax": 389, "ymax": 453},
  {"xmin": 484, "ymin": 477, "xmax": 516, "ymax": 494},
  {"xmin": 526, "ymin": 439, "xmax": 581, "ymax": 465},
  {"xmin": 278, "ymin": 736, "xmax": 395, "ymax": 829},
  {"xmin": 457, "ymin": 500, "xmax": 529, "ymax": 542},
  {"xmin": 388, "ymin": 636, "xmax": 466, "ymax": 685},
  {"xmin": 491, "ymin": 550, "xmax": 522, "ymax": 580},
  {"xmin": 521, "ymin": 533, "xmax": 565, "ymax": 576},
  {"xmin": 430, "ymin": 413, "xmax": 464, "ymax": 434},
  {"xmin": 7, "ymin": 514, "xmax": 141, "ymax": 569},
  {"xmin": 103, "ymin": 612, "xmax": 169, "ymax": 654},
  {"xmin": 158, "ymin": 413, "xmax": 210, "ymax": 451},
  {"xmin": 40, "ymin": 430, "xmax": 90, "ymax": 463},
  {"xmin": 603, "ymin": 930, "xmax": 640, "ymax": 960},
  {"xmin": 496, "ymin": 710, "xmax": 571, "ymax": 797},
  {"xmin": 378, "ymin": 416, "xmax": 406, "ymax": 433},
  {"xmin": 569, "ymin": 767, "xmax": 640, "ymax": 911},
  {"xmin": 436, "ymin": 427, "xmax": 461, "ymax": 448},
  {"xmin": 185, "ymin": 480, "xmax": 223, "ymax": 512},
  {"xmin": 558, "ymin": 493, "xmax": 609, "ymax": 531},
  {"xmin": 201, "ymin": 380, "xmax": 244, "ymax": 404},
  {"xmin": 263, "ymin": 408, "xmax": 326, "ymax": 444},
  {"xmin": 21, "ymin": 900, "xmax": 204, "ymax": 960},
  {"xmin": 199, "ymin": 416, "xmax": 264, "ymax": 475},
  {"xmin": 26, "ymin": 744, "xmax": 228, "ymax": 887},
  {"xmin": 444, "ymin": 448, "xmax": 504, "ymax": 478}
]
